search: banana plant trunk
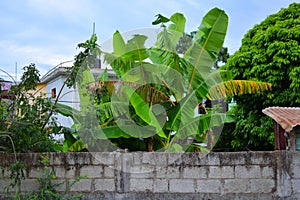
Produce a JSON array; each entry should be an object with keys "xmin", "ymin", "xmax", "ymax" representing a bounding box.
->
[{"xmin": 146, "ymin": 136, "xmax": 154, "ymax": 152}]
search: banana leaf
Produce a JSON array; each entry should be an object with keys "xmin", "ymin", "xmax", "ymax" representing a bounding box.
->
[
  {"xmin": 174, "ymin": 113, "xmax": 233, "ymax": 140},
  {"xmin": 207, "ymin": 80, "xmax": 272, "ymax": 100},
  {"xmin": 113, "ymin": 30, "xmax": 126, "ymax": 56}
]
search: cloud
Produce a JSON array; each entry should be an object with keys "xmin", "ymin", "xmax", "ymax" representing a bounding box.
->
[
  {"xmin": 0, "ymin": 40, "xmax": 74, "ymax": 76},
  {"xmin": 26, "ymin": 0, "xmax": 89, "ymax": 19}
]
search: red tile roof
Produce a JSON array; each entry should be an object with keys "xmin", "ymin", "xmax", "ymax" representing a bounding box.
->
[{"xmin": 262, "ymin": 107, "xmax": 300, "ymax": 132}]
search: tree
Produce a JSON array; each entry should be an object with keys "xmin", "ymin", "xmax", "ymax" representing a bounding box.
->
[
  {"xmin": 0, "ymin": 64, "xmax": 60, "ymax": 152},
  {"xmin": 66, "ymin": 8, "xmax": 271, "ymax": 153},
  {"xmin": 216, "ymin": 3, "xmax": 300, "ymax": 151},
  {"xmin": 176, "ymin": 32, "xmax": 195, "ymax": 54}
]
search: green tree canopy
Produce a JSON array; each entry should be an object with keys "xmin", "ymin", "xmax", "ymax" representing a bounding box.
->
[{"xmin": 219, "ymin": 3, "xmax": 300, "ymax": 151}]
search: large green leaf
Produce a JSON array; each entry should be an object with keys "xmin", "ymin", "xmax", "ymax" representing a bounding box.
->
[
  {"xmin": 184, "ymin": 7, "xmax": 228, "ymax": 92},
  {"xmin": 110, "ymin": 83, "xmax": 166, "ymax": 138},
  {"xmin": 153, "ymin": 12, "xmax": 185, "ymax": 52},
  {"xmin": 121, "ymin": 64, "xmax": 185, "ymax": 101},
  {"xmin": 184, "ymin": 41, "xmax": 216, "ymax": 94},
  {"xmin": 169, "ymin": 13, "xmax": 186, "ymax": 50},
  {"xmin": 194, "ymin": 8, "xmax": 228, "ymax": 57},
  {"xmin": 97, "ymin": 125, "xmax": 156, "ymax": 138},
  {"xmin": 64, "ymin": 131, "xmax": 77, "ymax": 147},
  {"xmin": 167, "ymin": 93, "xmax": 197, "ymax": 131},
  {"xmin": 98, "ymin": 68, "xmax": 110, "ymax": 81},
  {"xmin": 124, "ymin": 85, "xmax": 167, "ymax": 138},
  {"xmin": 54, "ymin": 103, "xmax": 80, "ymax": 122},
  {"xmin": 169, "ymin": 13, "xmax": 186, "ymax": 34},
  {"xmin": 105, "ymin": 34, "xmax": 149, "ymax": 77},
  {"xmin": 113, "ymin": 30, "xmax": 126, "ymax": 56},
  {"xmin": 174, "ymin": 113, "xmax": 233, "ymax": 140},
  {"xmin": 167, "ymin": 69, "xmax": 224, "ymax": 131},
  {"xmin": 68, "ymin": 139, "xmax": 87, "ymax": 152},
  {"xmin": 165, "ymin": 143, "xmax": 185, "ymax": 152}
]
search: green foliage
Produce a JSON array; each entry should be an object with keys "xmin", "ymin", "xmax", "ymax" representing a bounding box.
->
[
  {"xmin": 63, "ymin": 8, "xmax": 270, "ymax": 152},
  {"xmin": 5, "ymin": 161, "xmax": 26, "ymax": 199},
  {"xmin": 27, "ymin": 155, "xmax": 85, "ymax": 200},
  {"xmin": 5, "ymin": 155, "xmax": 86, "ymax": 200},
  {"xmin": 219, "ymin": 3, "xmax": 300, "ymax": 151},
  {"xmin": 19, "ymin": 64, "xmax": 40, "ymax": 91},
  {"xmin": 72, "ymin": 8, "xmax": 235, "ymax": 152},
  {"xmin": 0, "ymin": 64, "xmax": 60, "ymax": 153},
  {"xmin": 65, "ymin": 34, "xmax": 101, "ymax": 88}
]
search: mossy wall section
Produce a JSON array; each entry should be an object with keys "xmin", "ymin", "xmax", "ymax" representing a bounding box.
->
[{"xmin": 0, "ymin": 151, "xmax": 299, "ymax": 199}]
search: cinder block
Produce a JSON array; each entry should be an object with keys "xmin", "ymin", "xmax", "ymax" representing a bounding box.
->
[
  {"xmin": 219, "ymin": 152, "xmax": 246, "ymax": 165},
  {"xmin": 169, "ymin": 179, "xmax": 195, "ymax": 193},
  {"xmin": 182, "ymin": 166, "xmax": 207, "ymax": 179},
  {"xmin": 290, "ymin": 152, "xmax": 300, "ymax": 164},
  {"xmin": 249, "ymin": 179, "xmax": 275, "ymax": 193},
  {"xmin": 80, "ymin": 166, "xmax": 102, "ymax": 178},
  {"xmin": 142, "ymin": 153, "xmax": 156, "ymax": 165},
  {"xmin": 21, "ymin": 179, "xmax": 40, "ymax": 192},
  {"xmin": 132, "ymin": 152, "xmax": 143, "ymax": 165},
  {"xmin": 223, "ymin": 179, "xmax": 249, "ymax": 193},
  {"xmin": 154, "ymin": 153, "xmax": 168, "ymax": 166},
  {"xmin": 235, "ymin": 166, "xmax": 248, "ymax": 178},
  {"xmin": 0, "ymin": 180, "xmax": 11, "ymax": 192},
  {"xmin": 235, "ymin": 166, "xmax": 262, "ymax": 179},
  {"xmin": 250, "ymin": 153, "xmax": 273, "ymax": 165},
  {"xmin": 2, "ymin": 168, "xmax": 10, "ymax": 178},
  {"xmin": 196, "ymin": 179, "xmax": 221, "ymax": 193},
  {"xmin": 55, "ymin": 166, "xmax": 76, "ymax": 178},
  {"xmin": 142, "ymin": 153, "xmax": 167, "ymax": 166},
  {"xmin": 51, "ymin": 179, "xmax": 66, "ymax": 192},
  {"xmin": 131, "ymin": 165, "xmax": 155, "ymax": 178},
  {"xmin": 104, "ymin": 166, "xmax": 115, "ymax": 178},
  {"xmin": 249, "ymin": 166, "xmax": 263, "ymax": 178},
  {"xmin": 91, "ymin": 152, "xmax": 115, "ymax": 165},
  {"xmin": 153, "ymin": 178, "xmax": 168, "ymax": 192},
  {"xmin": 168, "ymin": 153, "xmax": 183, "ymax": 165},
  {"xmin": 261, "ymin": 166, "xmax": 274, "ymax": 178},
  {"xmin": 208, "ymin": 166, "xmax": 221, "ymax": 179},
  {"xmin": 209, "ymin": 166, "xmax": 234, "ymax": 179},
  {"xmin": 156, "ymin": 166, "xmax": 180, "ymax": 179},
  {"xmin": 221, "ymin": 166, "xmax": 234, "ymax": 179},
  {"xmin": 291, "ymin": 164, "xmax": 300, "ymax": 178},
  {"xmin": 130, "ymin": 178, "xmax": 153, "ymax": 192},
  {"xmin": 50, "ymin": 154, "xmax": 64, "ymax": 165},
  {"xmin": 205, "ymin": 153, "xmax": 220, "ymax": 165},
  {"xmin": 292, "ymin": 179, "xmax": 300, "ymax": 193},
  {"xmin": 69, "ymin": 179, "xmax": 92, "ymax": 192},
  {"xmin": 94, "ymin": 178, "xmax": 115, "ymax": 192},
  {"xmin": 28, "ymin": 167, "xmax": 44, "ymax": 178}
]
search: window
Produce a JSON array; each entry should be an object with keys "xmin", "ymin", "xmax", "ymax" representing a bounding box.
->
[{"xmin": 51, "ymin": 88, "xmax": 56, "ymax": 98}]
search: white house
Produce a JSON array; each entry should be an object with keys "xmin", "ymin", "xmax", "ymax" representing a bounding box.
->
[{"xmin": 40, "ymin": 61, "xmax": 117, "ymax": 127}]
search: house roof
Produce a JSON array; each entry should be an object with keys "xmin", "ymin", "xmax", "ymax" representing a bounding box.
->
[
  {"xmin": 41, "ymin": 66, "xmax": 69, "ymax": 83},
  {"xmin": 262, "ymin": 107, "xmax": 300, "ymax": 132}
]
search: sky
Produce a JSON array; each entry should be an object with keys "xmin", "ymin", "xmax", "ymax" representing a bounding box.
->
[{"xmin": 0, "ymin": 0, "xmax": 298, "ymax": 81}]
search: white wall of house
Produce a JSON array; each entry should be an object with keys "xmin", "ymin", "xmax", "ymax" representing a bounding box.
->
[
  {"xmin": 45, "ymin": 74, "xmax": 80, "ymax": 128},
  {"xmin": 42, "ymin": 66, "xmax": 116, "ymax": 128}
]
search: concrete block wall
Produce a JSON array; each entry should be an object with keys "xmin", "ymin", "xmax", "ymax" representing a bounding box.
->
[{"xmin": 0, "ymin": 151, "xmax": 299, "ymax": 199}]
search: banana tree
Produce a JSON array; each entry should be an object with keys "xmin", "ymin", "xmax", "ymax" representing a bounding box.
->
[{"xmin": 72, "ymin": 8, "xmax": 271, "ymax": 152}]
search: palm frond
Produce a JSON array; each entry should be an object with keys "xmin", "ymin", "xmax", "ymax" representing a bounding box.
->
[{"xmin": 207, "ymin": 80, "xmax": 272, "ymax": 100}]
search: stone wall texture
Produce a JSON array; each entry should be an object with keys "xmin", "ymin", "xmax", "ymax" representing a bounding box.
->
[{"xmin": 0, "ymin": 151, "xmax": 299, "ymax": 199}]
